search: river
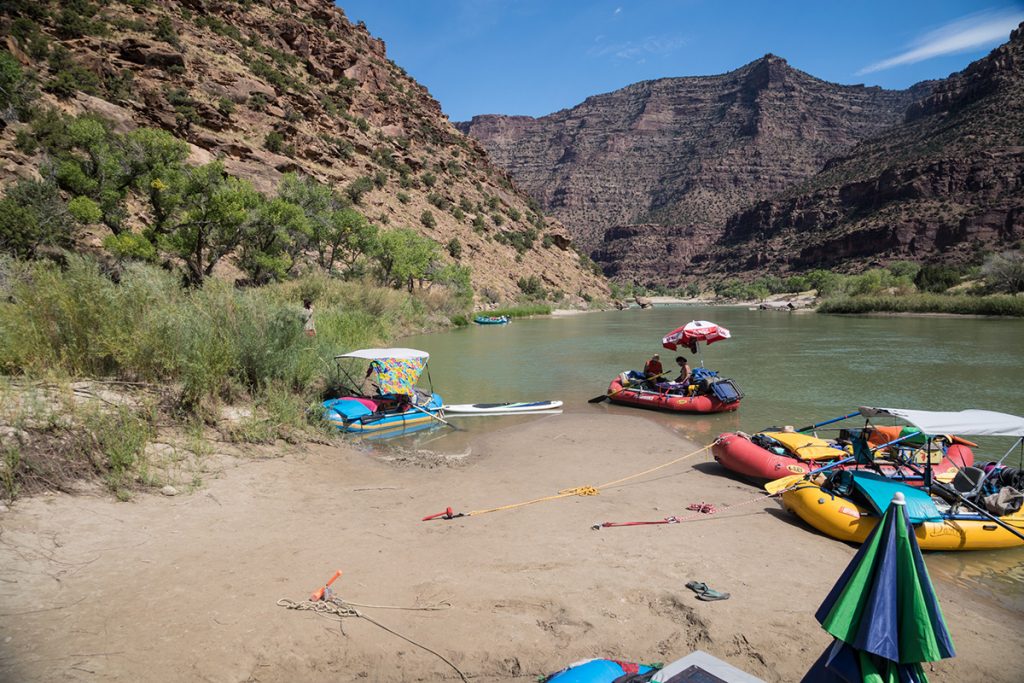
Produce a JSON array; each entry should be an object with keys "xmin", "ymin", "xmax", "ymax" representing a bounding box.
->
[{"xmin": 392, "ymin": 305, "xmax": 1024, "ymax": 608}]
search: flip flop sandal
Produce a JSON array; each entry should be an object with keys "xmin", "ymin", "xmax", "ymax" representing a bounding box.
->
[
  {"xmin": 685, "ymin": 581, "xmax": 709, "ymax": 594},
  {"xmin": 696, "ymin": 588, "xmax": 730, "ymax": 601}
]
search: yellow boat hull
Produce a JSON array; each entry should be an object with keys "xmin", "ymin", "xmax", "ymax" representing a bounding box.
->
[{"xmin": 780, "ymin": 482, "xmax": 1024, "ymax": 551}]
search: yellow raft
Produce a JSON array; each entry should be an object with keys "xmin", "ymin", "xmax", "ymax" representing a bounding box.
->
[{"xmin": 781, "ymin": 480, "xmax": 1024, "ymax": 551}]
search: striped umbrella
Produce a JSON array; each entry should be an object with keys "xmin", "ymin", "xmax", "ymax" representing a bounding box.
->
[{"xmin": 803, "ymin": 491, "xmax": 955, "ymax": 682}]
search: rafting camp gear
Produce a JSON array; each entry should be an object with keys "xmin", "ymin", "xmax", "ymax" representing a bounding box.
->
[
  {"xmin": 779, "ymin": 407, "xmax": 1024, "ymax": 550},
  {"xmin": 323, "ymin": 348, "xmax": 447, "ymax": 435},
  {"xmin": 662, "ymin": 320, "xmax": 731, "ymax": 368},
  {"xmin": 602, "ymin": 371, "xmax": 740, "ymax": 414},
  {"xmin": 714, "ymin": 410, "xmax": 976, "ymax": 484},
  {"xmin": 310, "ymin": 569, "xmax": 343, "ymax": 601},
  {"xmin": 588, "ymin": 370, "xmax": 668, "ymax": 403},
  {"xmin": 542, "ymin": 659, "xmax": 657, "ymax": 682},
  {"xmin": 804, "ymin": 490, "xmax": 955, "ymax": 681}
]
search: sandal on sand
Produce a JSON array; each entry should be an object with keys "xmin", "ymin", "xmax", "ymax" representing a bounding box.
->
[
  {"xmin": 685, "ymin": 581, "xmax": 709, "ymax": 594},
  {"xmin": 696, "ymin": 588, "xmax": 730, "ymax": 601}
]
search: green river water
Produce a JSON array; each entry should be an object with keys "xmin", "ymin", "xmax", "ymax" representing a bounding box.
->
[{"xmin": 387, "ymin": 306, "xmax": 1024, "ymax": 610}]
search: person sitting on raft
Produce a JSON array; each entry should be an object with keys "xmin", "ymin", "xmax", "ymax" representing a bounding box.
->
[
  {"xmin": 643, "ymin": 354, "xmax": 664, "ymax": 384},
  {"xmin": 674, "ymin": 356, "xmax": 692, "ymax": 386}
]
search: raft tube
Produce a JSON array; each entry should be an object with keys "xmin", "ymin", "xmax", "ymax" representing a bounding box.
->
[
  {"xmin": 712, "ymin": 432, "xmax": 974, "ymax": 483},
  {"xmin": 780, "ymin": 478, "xmax": 1024, "ymax": 551},
  {"xmin": 605, "ymin": 376, "xmax": 739, "ymax": 414}
]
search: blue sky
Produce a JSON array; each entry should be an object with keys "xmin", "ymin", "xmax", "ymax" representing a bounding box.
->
[{"xmin": 337, "ymin": 1, "xmax": 1024, "ymax": 122}]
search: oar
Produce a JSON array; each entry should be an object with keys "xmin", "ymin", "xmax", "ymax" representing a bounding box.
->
[
  {"xmin": 896, "ymin": 454, "xmax": 1024, "ymax": 543},
  {"xmin": 588, "ymin": 370, "xmax": 669, "ymax": 403},
  {"xmin": 796, "ymin": 411, "xmax": 861, "ymax": 433},
  {"xmin": 408, "ymin": 402, "xmax": 461, "ymax": 430}
]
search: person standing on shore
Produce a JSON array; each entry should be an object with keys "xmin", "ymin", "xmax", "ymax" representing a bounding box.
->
[{"xmin": 301, "ymin": 298, "xmax": 316, "ymax": 337}]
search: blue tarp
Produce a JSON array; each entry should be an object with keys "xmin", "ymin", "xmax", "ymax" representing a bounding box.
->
[{"xmin": 849, "ymin": 472, "xmax": 942, "ymax": 523}]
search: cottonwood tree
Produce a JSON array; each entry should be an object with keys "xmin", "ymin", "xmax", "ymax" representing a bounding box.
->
[
  {"xmin": 373, "ymin": 228, "xmax": 438, "ymax": 291},
  {"xmin": 159, "ymin": 161, "xmax": 260, "ymax": 286},
  {"xmin": 237, "ymin": 196, "xmax": 310, "ymax": 284}
]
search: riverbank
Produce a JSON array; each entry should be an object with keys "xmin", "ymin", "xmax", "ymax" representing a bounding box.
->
[{"xmin": 1, "ymin": 413, "xmax": 1020, "ymax": 682}]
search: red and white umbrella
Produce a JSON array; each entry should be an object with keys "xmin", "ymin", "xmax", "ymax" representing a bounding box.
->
[{"xmin": 662, "ymin": 320, "xmax": 732, "ymax": 351}]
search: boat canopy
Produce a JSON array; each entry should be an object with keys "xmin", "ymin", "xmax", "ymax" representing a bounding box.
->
[
  {"xmin": 335, "ymin": 348, "xmax": 429, "ymax": 396},
  {"xmin": 859, "ymin": 407, "xmax": 1024, "ymax": 438},
  {"xmin": 335, "ymin": 348, "xmax": 429, "ymax": 361}
]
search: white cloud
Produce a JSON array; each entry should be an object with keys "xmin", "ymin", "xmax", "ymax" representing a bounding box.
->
[
  {"xmin": 614, "ymin": 7, "xmax": 622, "ymax": 15},
  {"xmin": 588, "ymin": 35, "xmax": 687, "ymax": 61},
  {"xmin": 858, "ymin": 8, "xmax": 1024, "ymax": 75}
]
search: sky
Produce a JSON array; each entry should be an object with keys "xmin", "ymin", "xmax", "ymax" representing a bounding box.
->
[{"xmin": 337, "ymin": 1, "xmax": 1024, "ymax": 122}]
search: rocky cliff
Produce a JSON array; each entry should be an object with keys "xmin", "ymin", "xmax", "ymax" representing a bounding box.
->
[
  {"xmin": 0, "ymin": 0, "xmax": 608, "ymax": 303},
  {"xmin": 712, "ymin": 24, "xmax": 1024, "ymax": 277},
  {"xmin": 457, "ymin": 56, "xmax": 929, "ymax": 286}
]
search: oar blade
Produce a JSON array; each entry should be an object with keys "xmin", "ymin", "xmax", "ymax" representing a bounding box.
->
[
  {"xmin": 588, "ymin": 394, "xmax": 609, "ymax": 404},
  {"xmin": 764, "ymin": 474, "xmax": 805, "ymax": 495}
]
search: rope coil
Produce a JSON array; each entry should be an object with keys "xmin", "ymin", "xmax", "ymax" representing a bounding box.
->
[{"xmin": 278, "ymin": 596, "xmax": 467, "ymax": 682}]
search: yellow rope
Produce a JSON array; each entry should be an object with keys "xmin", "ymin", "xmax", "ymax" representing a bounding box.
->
[{"xmin": 461, "ymin": 444, "xmax": 712, "ymax": 517}]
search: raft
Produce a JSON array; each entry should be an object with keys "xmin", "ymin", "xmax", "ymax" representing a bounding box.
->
[
  {"xmin": 605, "ymin": 373, "xmax": 740, "ymax": 414},
  {"xmin": 323, "ymin": 393, "xmax": 444, "ymax": 434},
  {"xmin": 712, "ymin": 430, "xmax": 974, "ymax": 483},
  {"xmin": 780, "ymin": 472, "xmax": 1024, "ymax": 551},
  {"xmin": 474, "ymin": 315, "xmax": 509, "ymax": 325}
]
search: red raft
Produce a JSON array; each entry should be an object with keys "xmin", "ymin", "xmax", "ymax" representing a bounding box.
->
[
  {"xmin": 712, "ymin": 428, "xmax": 975, "ymax": 483},
  {"xmin": 606, "ymin": 374, "xmax": 740, "ymax": 414}
]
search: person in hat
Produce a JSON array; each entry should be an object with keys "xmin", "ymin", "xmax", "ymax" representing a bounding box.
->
[{"xmin": 643, "ymin": 353, "xmax": 664, "ymax": 383}]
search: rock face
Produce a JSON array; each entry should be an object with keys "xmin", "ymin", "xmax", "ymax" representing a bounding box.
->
[
  {"xmin": 458, "ymin": 55, "xmax": 928, "ymax": 285},
  {"xmin": 0, "ymin": 0, "xmax": 608, "ymax": 304},
  {"xmin": 710, "ymin": 24, "xmax": 1024, "ymax": 277}
]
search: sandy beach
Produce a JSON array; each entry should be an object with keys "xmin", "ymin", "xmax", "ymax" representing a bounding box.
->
[{"xmin": 1, "ymin": 412, "xmax": 1021, "ymax": 682}]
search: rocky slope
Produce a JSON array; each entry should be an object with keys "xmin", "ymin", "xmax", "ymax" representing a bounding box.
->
[
  {"xmin": 458, "ymin": 56, "xmax": 929, "ymax": 286},
  {"xmin": 712, "ymin": 24, "xmax": 1024, "ymax": 277},
  {"xmin": 0, "ymin": 0, "xmax": 607, "ymax": 304}
]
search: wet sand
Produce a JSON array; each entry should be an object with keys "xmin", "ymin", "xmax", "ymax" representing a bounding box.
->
[{"xmin": 1, "ymin": 413, "xmax": 1021, "ymax": 681}]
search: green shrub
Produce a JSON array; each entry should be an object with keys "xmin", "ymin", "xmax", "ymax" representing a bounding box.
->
[
  {"xmin": 981, "ymin": 251, "xmax": 1024, "ymax": 293},
  {"xmin": 0, "ymin": 52, "xmax": 36, "ymax": 120},
  {"xmin": 345, "ymin": 176, "xmax": 375, "ymax": 204},
  {"xmin": 447, "ymin": 237, "xmax": 462, "ymax": 259},
  {"xmin": 517, "ymin": 275, "xmax": 545, "ymax": 299},
  {"xmin": 264, "ymin": 131, "xmax": 285, "ymax": 153},
  {"xmin": 397, "ymin": 191, "xmax": 410, "ymax": 204},
  {"xmin": 420, "ymin": 209, "xmax": 436, "ymax": 229},
  {"xmin": 914, "ymin": 264, "xmax": 961, "ymax": 293}
]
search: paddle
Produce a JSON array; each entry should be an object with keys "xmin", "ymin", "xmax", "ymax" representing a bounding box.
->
[
  {"xmin": 588, "ymin": 370, "xmax": 669, "ymax": 403},
  {"xmin": 408, "ymin": 401, "xmax": 461, "ymax": 430}
]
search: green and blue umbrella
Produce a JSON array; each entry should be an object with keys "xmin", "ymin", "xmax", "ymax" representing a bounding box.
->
[{"xmin": 803, "ymin": 491, "xmax": 956, "ymax": 682}]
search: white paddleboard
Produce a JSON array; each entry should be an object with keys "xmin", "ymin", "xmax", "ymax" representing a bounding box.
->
[
  {"xmin": 442, "ymin": 400, "xmax": 563, "ymax": 414},
  {"xmin": 445, "ymin": 410, "xmax": 563, "ymax": 418}
]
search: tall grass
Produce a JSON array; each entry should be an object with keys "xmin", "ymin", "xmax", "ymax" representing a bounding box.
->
[
  {"xmin": 0, "ymin": 256, "xmax": 463, "ymax": 408},
  {"xmin": 486, "ymin": 303, "xmax": 553, "ymax": 318},
  {"xmin": 817, "ymin": 294, "xmax": 1024, "ymax": 316}
]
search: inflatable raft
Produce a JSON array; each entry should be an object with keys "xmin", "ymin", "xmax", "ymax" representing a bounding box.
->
[
  {"xmin": 712, "ymin": 429, "xmax": 974, "ymax": 483},
  {"xmin": 323, "ymin": 393, "xmax": 444, "ymax": 434},
  {"xmin": 781, "ymin": 471, "xmax": 1024, "ymax": 551},
  {"xmin": 474, "ymin": 315, "xmax": 509, "ymax": 325},
  {"xmin": 605, "ymin": 371, "xmax": 741, "ymax": 414}
]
